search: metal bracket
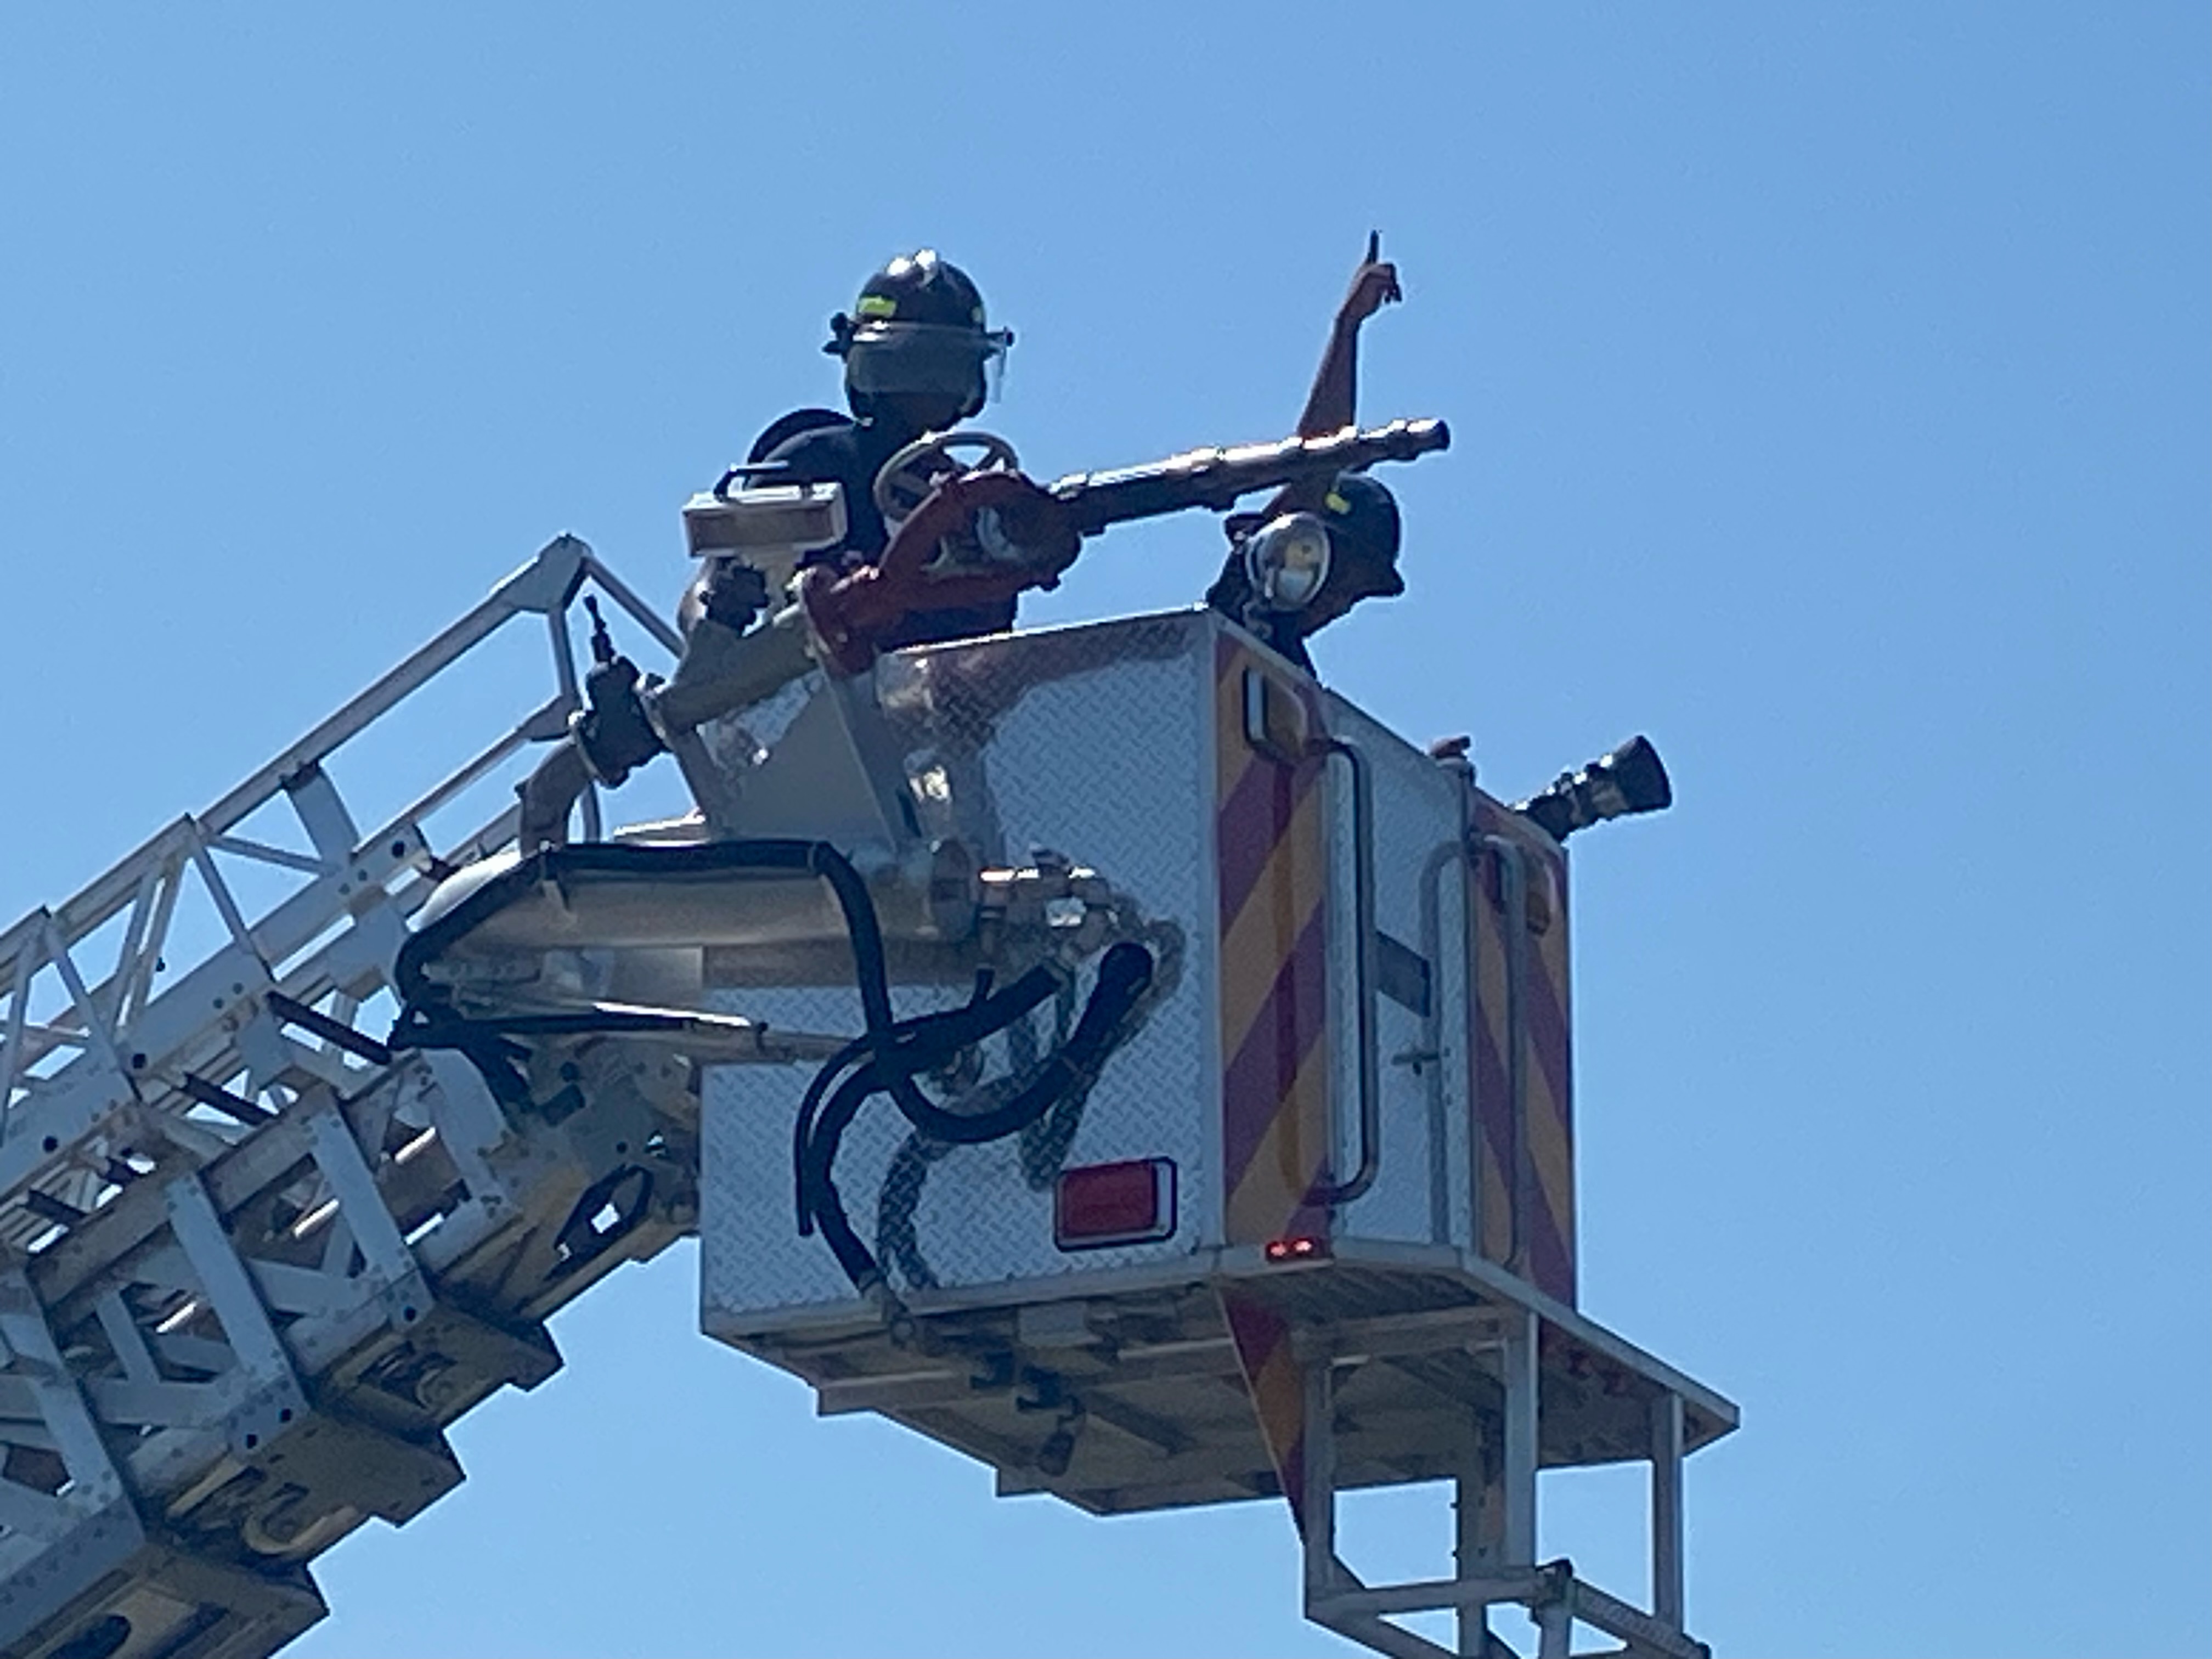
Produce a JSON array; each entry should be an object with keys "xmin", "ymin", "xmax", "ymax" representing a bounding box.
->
[{"xmin": 0, "ymin": 1269, "xmax": 148, "ymax": 1654}]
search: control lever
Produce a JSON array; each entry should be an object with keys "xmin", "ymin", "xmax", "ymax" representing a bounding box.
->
[{"xmin": 575, "ymin": 597, "xmax": 663, "ymax": 787}]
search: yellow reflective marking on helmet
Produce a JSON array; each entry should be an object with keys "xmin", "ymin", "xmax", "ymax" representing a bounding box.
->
[
  {"xmin": 856, "ymin": 295, "xmax": 898, "ymax": 318},
  {"xmin": 1324, "ymin": 491, "xmax": 1351, "ymax": 515}
]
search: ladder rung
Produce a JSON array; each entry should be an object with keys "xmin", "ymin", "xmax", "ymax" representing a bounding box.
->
[
  {"xmin": 267, "ymin": 991, "xmax": 394, "ymax": 1068},
  {"xmin": 178, "ymin": 1071, "xmax": 278, "ymax": 1124}
]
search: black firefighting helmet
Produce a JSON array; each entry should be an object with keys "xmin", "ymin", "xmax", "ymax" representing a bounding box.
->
[
  {"xmin": 824, "ymin": 250, "xmax": 1012, "ymax": 420},
  {"xmin": 1316, "ymin": 472, "xmax": 1405, "ymax": 602}
]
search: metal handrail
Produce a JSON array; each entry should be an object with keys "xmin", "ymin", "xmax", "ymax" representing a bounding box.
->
[
  {"xmin": 1415, "ymin": 834, "xmax": 1462, "ymax": 1244},
  {"xmin": 1310, "ymin": 734, "xmax": 1380, "ymax": 1209},
  {"xmin": 1480, "ymin": 833, "xmax": 1534, "ymax": 1276}
]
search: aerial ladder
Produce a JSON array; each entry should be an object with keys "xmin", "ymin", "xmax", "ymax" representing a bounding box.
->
[{"xmin": 1, "ymin": 422, "xmax": 1735, "ymax": 1659}]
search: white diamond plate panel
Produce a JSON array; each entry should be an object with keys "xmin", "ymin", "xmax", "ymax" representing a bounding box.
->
[
  {"xmin": 702, "ymin": 613, "xmax": 1225, "ymax": 1331},
  {"xmin": 698, "ymin": 611, "xmax": 1494, "ymax": 1339}
]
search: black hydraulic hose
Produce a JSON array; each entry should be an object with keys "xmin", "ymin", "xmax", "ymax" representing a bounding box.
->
[
  {"xmin": 873, "ymin": 967, "xmax": 1069, "ymax": 1142},
  {"xmin": 915, "ymin": 944, "xmax": 1152, "ymax": 1144},
  {"xmin": 802, "ymin": 1060, "xmax": 893, "ymax": 1287},
  {"xmin": 792, "ymin": 1035, "xmax": 871, "ymax": 1234},
  {"xmin": 800, "ymin": 941, "xmax": 1153, "ymax": 1287},
  {"xmin": 798, "ymin": 941, "xmax": 1155, "ymax": 1291},
  {"xmin": 792, "ymin": 964, "xmax": 1064, "ymax": 1233},
  {"xmin": 764, "ymin": 838, "xmax": 983, "ymax": 1143},
  {"xmin": 394, "ymin": 836, "xmax": 907, "ymax": 1114}
]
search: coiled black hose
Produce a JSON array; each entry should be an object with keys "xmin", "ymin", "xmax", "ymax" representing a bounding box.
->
[
  {"xmin": 790, "ymin": 964, "xmax": 1068, "ymax": 1231},
  {"xmin": 795, "ymin": 940, "xmax": 1155, "ymax": 1291}
]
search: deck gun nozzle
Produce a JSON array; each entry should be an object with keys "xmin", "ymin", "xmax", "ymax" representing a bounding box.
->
[{"xmin": 1514, "ymin": 735, "xmax": 1673, "ymax": 843}]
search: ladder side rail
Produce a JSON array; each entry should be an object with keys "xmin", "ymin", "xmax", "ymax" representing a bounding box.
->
[
  {"xmin": 0, "ymin": 535, "xmax": 610, "ymax": 1086},
  {"xmin": 3, "ymin": 539, "xmax": 672, "ymax": 1208},
  {"xmin": 0, "ymin": 550, "xmax": 506, "ymax": 990},
  {"xmin": 192, "ymin": 536, "xmax": 594, "ymax": 840}
]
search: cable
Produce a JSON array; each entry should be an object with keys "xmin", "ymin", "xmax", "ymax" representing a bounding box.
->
[
  {"xmin": 795, "ymin": 941, "xmax": 1154, "ymax": 1293},
  {"xmin": 394, "ymin": 837, "xmax": 899, "ymax": 1120},
  {"xmin": 791, "ymin": 966, "xmax": 1063, "ymax": 1233},
  {"xmin": 791, "ymin": 1034, "xmax": 871, "ymax": 1235},
  {"xmin": 792, "ymin": 965, "xmax": 1063, "ymax": 1231}
]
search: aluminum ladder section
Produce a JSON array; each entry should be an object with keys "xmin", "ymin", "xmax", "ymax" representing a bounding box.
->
[{"xmin": 0, "ymin": 538, "xmax": 684, "ymax": 1659}]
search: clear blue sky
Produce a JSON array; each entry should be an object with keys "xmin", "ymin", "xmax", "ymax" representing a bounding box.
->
[{"xmin": 3, "ymin": 7, "xmax": 2205, "ymax": 1656}]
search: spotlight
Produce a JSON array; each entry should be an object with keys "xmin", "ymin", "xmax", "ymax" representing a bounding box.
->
[
  {"xmin": 1242, "ymin": 512, "xmax": 1334, "ymax": 611},
  {"xmin": 1514, "ymin": 735, "xmax": 1673, "ymax": 843}
]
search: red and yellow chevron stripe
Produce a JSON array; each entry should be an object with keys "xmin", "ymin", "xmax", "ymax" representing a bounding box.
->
[
  {"xmin": 1218, "ymin": 1288, "xmax": 1310, "ymax": 1528},
  {"xmin": 1468, "ymin": 800, "xmax": 1577, "ymax": 1305},
  {"xmin": 1215, "ymin": 637, "xmax": 1334, "ymax": 1250},
  {"xmin": 1213, "ymin": 635, "xmax": 1338, "ymax": 1532}
]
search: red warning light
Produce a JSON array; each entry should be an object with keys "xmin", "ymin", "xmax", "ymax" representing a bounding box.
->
[
  {"xmin": 1054, "ymin": 1158, "xmax": 1176, "ymax": 1251},
  {"xmin": 1263, "ymin": 1235, "xmax": 1330, "ymax": 1263}
]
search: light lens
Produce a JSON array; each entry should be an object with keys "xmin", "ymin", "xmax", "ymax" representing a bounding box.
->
[
  {"xmin": 1243, "ymin": 513, "xmax": 1333, "ymax": 611},
  {"xmin": 1054, "ymin": 1158, "xmax": 1177, "ymax": 1250},
  {"xmin": 1263, "ymin": 1235, "xmax": 1330, "ymax": 1263}
]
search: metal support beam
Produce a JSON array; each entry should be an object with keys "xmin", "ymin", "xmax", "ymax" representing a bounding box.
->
[
  {"xmin": 1533, "ymin": 1589, "xmax": 1572, "ymax": 1659},
  {"xmin": 1500, "ymin": 1308, "xmax": 1538, "ymax": 1568},
  {"xmin": 1453, "ymin": 1432, "xmax": 1505, "ymax": 1656},
  {"xmin": 1301, "ymin": 1351, "xmax": 1340, "ymax": 1599},
  {"xmin": 1651, "ymin": 1389, "xmax": 1685, "ymax": 1627},
  {"xmin": 1293, "ymin": 1302, "xmax": 1713, "ymax": 1659}
]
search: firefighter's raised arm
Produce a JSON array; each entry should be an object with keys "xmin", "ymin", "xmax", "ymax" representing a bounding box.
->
[
  {"xmin": 1296, "ymin": 231, "xmax": 1403, "ymax": 439},
  {"xmin": 1205, "ymin": 239, "xmax": 1417, "ymax": 674}
]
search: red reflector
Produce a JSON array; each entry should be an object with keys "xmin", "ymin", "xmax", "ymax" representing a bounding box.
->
[
  {"xmin": 1263, "ymin": 1235, "xmax": 1330, "ymax": 1263},
  {"xmin": 1054, "ymin": 1158, "xmax": 1176, "ymax": 1251}
]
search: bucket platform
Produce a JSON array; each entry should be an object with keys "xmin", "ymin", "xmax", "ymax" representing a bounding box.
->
[{"xmin": 699, "ymin": 609, "xmax": 1736, "ymax": 1657}]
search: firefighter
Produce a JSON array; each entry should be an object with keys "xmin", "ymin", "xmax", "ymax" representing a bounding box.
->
[
  {"xmin": 689, "ymin": 250, "xmax": 1017, "ymax": 648},
  {"xmin": 1206, "ymin": 238, "xmax": 1408, "ymax": 674},
  {"xmin": 525, "ymin": 253, "xmax": 1018, "ymax": 849}
]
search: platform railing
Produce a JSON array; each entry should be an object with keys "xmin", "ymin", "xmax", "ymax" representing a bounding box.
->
[{"xmin": 1296, "ymin": 1306, "xmax": 1707, "ymax": 1659}]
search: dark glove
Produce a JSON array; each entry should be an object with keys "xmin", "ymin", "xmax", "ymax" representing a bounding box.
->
[
  {"xmin": 701, "ymin": 559, "xmax": 772, "ymax": 631},
  {"xmin": 577, "ymin": 650, "xmax": 663, "ymax": 785}
]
